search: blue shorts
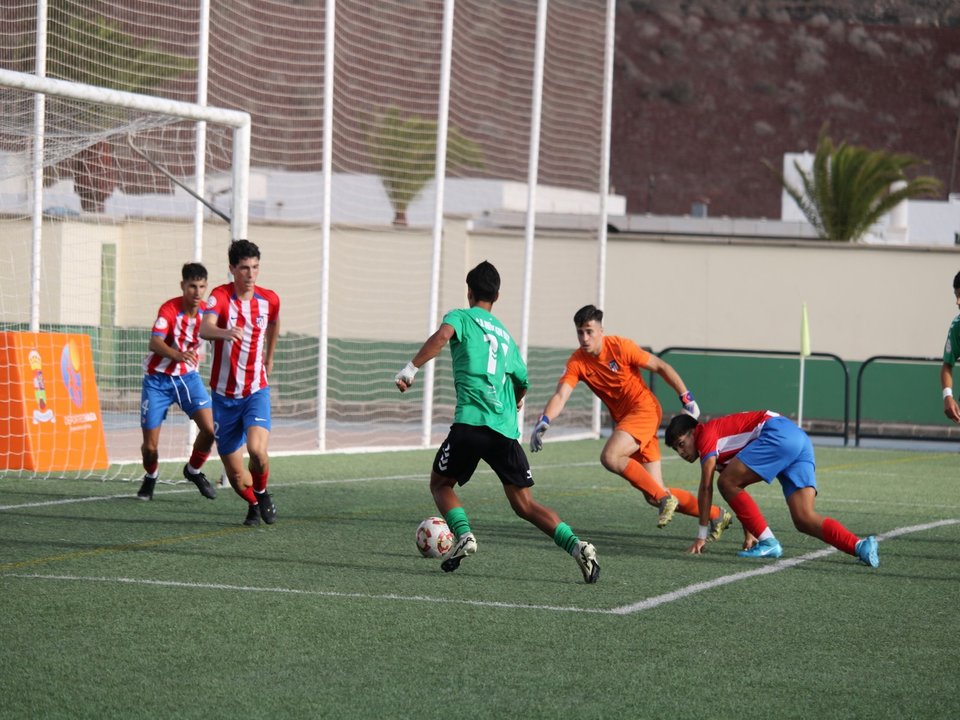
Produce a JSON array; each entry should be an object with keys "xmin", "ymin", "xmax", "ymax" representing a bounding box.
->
[
  {"xmin": 736, "ymin": 415, "xmax": 817, "ymax": 499},
  {"xmin": 140, "ymin": 372, "xmax": 212, "ymax": 430},
  {"xmin": 212, "ymin": 387, "xmax": 272, "ymax": 456}
]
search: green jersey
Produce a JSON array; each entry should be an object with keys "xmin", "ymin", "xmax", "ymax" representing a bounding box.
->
[
  {"xmin": 442, "ymin": 306, "xmax": 528, "ymax": 439},
  {"xmin": 944, "ymin": 314, "xmax": 960, "ymax": 366}
]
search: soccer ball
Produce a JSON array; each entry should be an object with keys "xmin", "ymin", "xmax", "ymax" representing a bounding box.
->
[{"xmin": 415, "ymin": 516, "xmax": 454, "ymax": 558}]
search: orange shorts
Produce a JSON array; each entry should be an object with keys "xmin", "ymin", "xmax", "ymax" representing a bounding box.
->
[{"xmin": 614, "ymin": 401, "xmax": 663, "ymax": 464}]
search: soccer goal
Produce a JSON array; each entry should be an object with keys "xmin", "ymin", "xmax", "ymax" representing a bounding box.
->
[
  {"xmin": 2, "ymin": 1, "xmax": 616, "ymax": 470},
  {"xmin": 0, "ymin": 69, "xmax": 250, "ymax": 478}
]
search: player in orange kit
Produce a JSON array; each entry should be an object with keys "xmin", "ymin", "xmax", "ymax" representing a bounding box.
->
[{"xmin": 531, "ymin": 304, "xmax": 731, "ymax": 539}]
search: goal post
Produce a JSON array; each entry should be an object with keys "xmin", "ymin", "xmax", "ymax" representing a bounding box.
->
[
  {"xmin": 1, "ymin": 1, "xmax": 614, "ymax": 468},
  {"xmin": 0, "ymin": 68, "xmax": 251, "ymax": 240},
  {"xmin": 0, "ymin": 69, "xmax": 251, "ymax": 479}
]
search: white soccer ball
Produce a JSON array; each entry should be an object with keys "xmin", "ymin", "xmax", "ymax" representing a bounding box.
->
[{"xmin": 415, "ymin": 516, "xmax": 454, "ymax": 558}]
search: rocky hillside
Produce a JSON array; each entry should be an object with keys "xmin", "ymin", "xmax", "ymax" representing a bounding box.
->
[{"xmin": 611, "ymin": 1, "xmax": 960, "ymax": 217}]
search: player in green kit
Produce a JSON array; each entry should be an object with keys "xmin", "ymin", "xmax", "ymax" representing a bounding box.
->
[
  {"xmin": 941, "ymin": 270, "xmax": 960, "ymax": 423},
  {"xmin": 395, "ymin": 261, "xmax": 600, "ymax": 583}
]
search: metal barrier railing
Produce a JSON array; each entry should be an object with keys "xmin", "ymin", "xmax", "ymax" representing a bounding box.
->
[
  {"xmin": 655, "ymin": 346, "xmax": 851, "ymax": 445},
  {"xmin": 855, "ymin": 355, "xmax": 945, "ymax": 446}
]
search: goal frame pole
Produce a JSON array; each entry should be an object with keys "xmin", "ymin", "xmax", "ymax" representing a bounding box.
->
[{"xmin": 0, "ymin": 68, "xmax": 252, "ymax": 241}]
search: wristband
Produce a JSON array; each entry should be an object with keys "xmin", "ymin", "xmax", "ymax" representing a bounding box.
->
[
  {"xmin": 680, "ymin": 391, "xmax": 694, "ymax": 405},
  {"xmin": 944, "ymin": 387, "xmax": 954, "ymax": 400},
  {"xmin": 400, "ymin": 361, "xmax": 418, "ymax": 379},
  {"xmin": 538, "ymin": 414, "xmax": 550, "ymax": 425},
  {"xmin": 696, "ymin": 524, "xmax": 709, "ymax": 540}
]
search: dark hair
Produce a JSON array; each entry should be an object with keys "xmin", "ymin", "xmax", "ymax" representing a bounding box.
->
[
  {"xmin": 574, "ymin": 304, "xmax": 603, "ymax": 326},
  {"xmin": 466, "ymin": 260, "xmax": 500, "ymax": 302},
  {"xmin": 954, "ymin": 271, "xmax": 960, "ymax": 291},
  {"xmin": 664, "ymin": 413, "xmax": 699, "ymax": 448},
  {"xmin": 228, "ymin": 239, "xmax": 260, "ymax": 267},
  {"xmin": 181, "ymin": 262, "xmax": 207, "ymax": 282}
]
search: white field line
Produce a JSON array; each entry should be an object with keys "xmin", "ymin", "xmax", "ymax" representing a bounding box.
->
[
  {"xmin": 1, "ymin": 573, "xmax": 610, "ymax": 615},
  {"xmin": 3, "ymin": 477, "xmax": 954, "ymax": 512},
  {"xmin": 4, "ymin": 519, "xmax": 957, "ymax": 616},
  {"xmin": 607, "ymin": 518, "xmax": 960, "ymax": 615}
]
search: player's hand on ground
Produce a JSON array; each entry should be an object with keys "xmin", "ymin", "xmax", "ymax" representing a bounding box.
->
[
  {"xmin": 945, "ymin": 396, "xmax": 960, "ymax": 423},
  {"xmin": 394, "ymin": 361, "xmax": 418, "ymax": 392},
  {"xmin": 680, "ymin": 391, "xmax": 700, "ymax": 419},
  {"xmin": 686, "ymin": 538, "xmax": 707, "ymax": 554},
  {"xmin": 530, "ymin": 415, "xmax": 550, "ymax": 452}
]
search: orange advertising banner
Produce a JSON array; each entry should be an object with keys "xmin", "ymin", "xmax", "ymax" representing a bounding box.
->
[{"xmin": 0, "ymin": 332, "xmax": 109, "ymax": 471}]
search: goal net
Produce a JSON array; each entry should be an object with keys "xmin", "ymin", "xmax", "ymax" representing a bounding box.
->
[
  {"xmin": 314, "ymin": 0, "xmax": 611, "ymax": 450},
  {"xmin": 2, "ymin": 0, "xmax": 612, "ymax": 481},
  {"xmin": 0, "ymin": 69, "xmax": 250, "ymax": 479}
]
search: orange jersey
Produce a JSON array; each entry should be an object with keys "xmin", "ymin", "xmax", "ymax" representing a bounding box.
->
[{"xmin": 559, "ymin": 335, "xmax": 658, "ymax": 424}]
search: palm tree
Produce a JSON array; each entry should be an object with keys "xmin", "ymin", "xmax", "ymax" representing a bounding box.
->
[
  {"xmin": 769, "ymin": 125, "xmax": 942, "ymax": 242},
  {"xmin": 42, "ymin": 2, "xmax": 196, "ymax": 211},
  {"xmin": 367, "ymin": 107, "xmax": 484, "ymax": 226}
]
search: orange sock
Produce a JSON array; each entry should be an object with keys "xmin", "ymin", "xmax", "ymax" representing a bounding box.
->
[
  {"xmin": 666, "ymin": 487, "xmax": 720, "ymax": 519},
  {"xmin": 668, "ymin": 487, "xmax": 697, "ymax": 516},
  {"xmin": 621, "ymin": 459, "xmax": 668, "ymax": 502}
]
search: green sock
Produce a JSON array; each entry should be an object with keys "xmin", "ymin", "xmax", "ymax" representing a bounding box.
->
[
  {"xmin": 553, "ymin": 522, "xmax": 580, "ymax": 555},
  {"xmin": 444, "ymin": 507, "xmax": 472, "ymax": 538}
]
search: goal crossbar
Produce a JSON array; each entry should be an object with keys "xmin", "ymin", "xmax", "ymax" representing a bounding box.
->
[{"xmin": 0, "ymin": 68, "xmax": 251, "ymax": 238}]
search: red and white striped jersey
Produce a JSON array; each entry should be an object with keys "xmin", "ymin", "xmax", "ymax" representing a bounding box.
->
[
  {"xmin": 205, "ymin": 283, "xmax": 280, "ymax": 398},
  {"xmin": 142, "ymin": 297, "xmax": 204, "ymax": 376},
  {"xmin": 694, "ymin": 410, "xmax": 780, "ymax": 470}
]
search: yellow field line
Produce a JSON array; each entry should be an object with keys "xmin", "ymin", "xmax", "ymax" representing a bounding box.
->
[{"xmin": 0, "ymin": 525, "xmax": 253, "ymax": 572}]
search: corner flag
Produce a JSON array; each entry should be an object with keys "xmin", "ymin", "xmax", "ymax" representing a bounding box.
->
[
  {"xmin": 798, "ymin": 302, "xmax": 810, "ymax": 426},
  {"xmin": 801, "ymin": 302, "xmax": 811, "ymax": 357}
]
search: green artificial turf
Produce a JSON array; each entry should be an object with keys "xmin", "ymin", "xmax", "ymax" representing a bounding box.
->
[{"xmin": 1, "ymin": 440, "xmax": 957, "ymax": 719}]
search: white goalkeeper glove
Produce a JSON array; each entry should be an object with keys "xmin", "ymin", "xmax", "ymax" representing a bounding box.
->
[
  {"xmin": 680, "ymin": 391, "xmax": 700, "ymax": 419},
  {"xmin": 530, "ymin": 414, "xmax": 550, "ymax": 452},
  {"xmin": 395, "ymin": 361, "xmax": 418, "ymax": 391}
]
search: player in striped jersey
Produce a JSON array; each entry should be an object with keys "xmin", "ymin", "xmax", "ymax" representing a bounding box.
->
[
  {"xmin": 137, "ymin": 263, "xmax": 217, "ymax": 501},
  {"xmin": 665, "ymin": 411, "xmax": 879, "ymax": 567},
  {"xmin": 201, "ymin": 240, "xmax": 281, "ymax": 527}
]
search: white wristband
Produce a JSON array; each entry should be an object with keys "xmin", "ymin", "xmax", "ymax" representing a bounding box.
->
[
  {"xmin": 697, "ymin": 524, "xmax": 709, "ymax": 540},
  {"xmin": 944, "ymin": 387, "xmax": 954, "ymax": 400}
]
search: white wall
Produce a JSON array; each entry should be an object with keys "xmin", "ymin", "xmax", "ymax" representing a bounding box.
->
[
  {"xmin": 4, "ymin": 217, "xmax": 957, "ymax": 363},
  {"xmin": 907, "ymin": 196, "xmax": 960, "ymax": 246},
  {"xmin": 0, "ymin": 157, "xmax": 626, "ymax": 226}
]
